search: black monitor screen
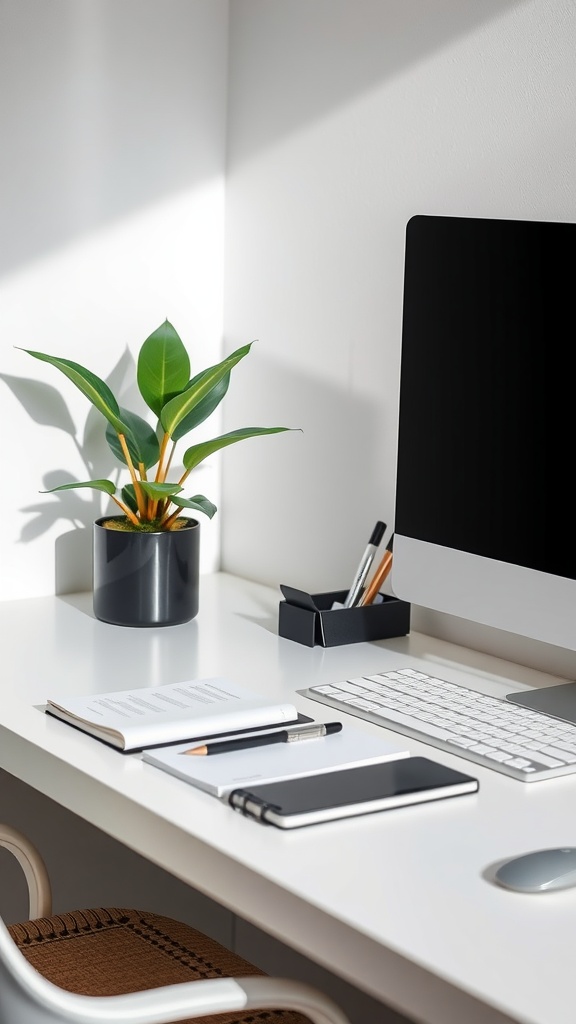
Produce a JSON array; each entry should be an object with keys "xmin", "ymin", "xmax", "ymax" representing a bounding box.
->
[{"xmin": 395, "ymin": 214, "xmax": 576, "ymax": 583}]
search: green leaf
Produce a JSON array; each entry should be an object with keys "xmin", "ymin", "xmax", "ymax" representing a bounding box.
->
[
  {"xmin": 40, "ymin": 479, "xmax": 116, "ymax": 495},
  {"xmin": 139, "ymin": 481, "xmax": 183, "ymax": 500},
  {"xmin": 18, "ymin": 349, "xmax": 130, "ymax": 436},
  {"xmin": 171, "ymin": 493, "xmax": 217, "ymax": 519},
  {"xmin": 137, "ymin": 319, "xmax": 190, "ymax": 417},
  {"xmin": 105, "ymin": 408, "xmax": 160, "ymax": 470},
  {"xmin": 171, "ymin": 370, "xmax": 230, "ymax": 442},
  {"xmin": 183, "ymin": 426, "xmax": 292, "ymax": 472},
  {"xmin": 121, "ymin": 484, "xmax": 138, "ymax": 514},
  {"xmin": 160, "ymin": 343, "xmax": 253, "ymax": 439}
]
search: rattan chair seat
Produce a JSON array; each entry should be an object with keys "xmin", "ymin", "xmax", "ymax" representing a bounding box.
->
[{"xmin": 8, "ymin": 906, "xmax": 310, "ymax": 1024}]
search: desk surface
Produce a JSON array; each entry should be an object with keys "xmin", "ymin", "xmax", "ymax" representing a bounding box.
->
[{"xmin": 1, "ymin": 573, "xmax": 574, "ymax": 1024}]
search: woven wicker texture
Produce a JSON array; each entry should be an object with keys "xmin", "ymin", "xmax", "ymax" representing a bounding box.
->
[{"xmin": 8, "ymin": 907, "xmax": 310, "ymax": 1024}]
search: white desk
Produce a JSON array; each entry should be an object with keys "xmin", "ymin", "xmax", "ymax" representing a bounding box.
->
[{"xmin": 1, "ymin": 573, "xmax": 574, "ymax": 1024}]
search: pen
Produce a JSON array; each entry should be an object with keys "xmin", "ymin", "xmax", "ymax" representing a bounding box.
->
[
  {"xmin": 343, "ymin": 520, "xmax": 386, "ymax": 608},
  {"xmin": 181, "ymin": 721, "xmax": 342, "ymax": 756},
  {"xmin": 358, "ymin": 533, "xmax": 394, "ymax": 606}
]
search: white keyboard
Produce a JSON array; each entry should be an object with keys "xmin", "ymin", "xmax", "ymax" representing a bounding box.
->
[{"xmin": 305, "ymin": 669, "xmax": 576, "ymax": 782}]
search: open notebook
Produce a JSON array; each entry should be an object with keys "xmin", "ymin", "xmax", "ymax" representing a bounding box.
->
[{"xmin": 45, "ymin": 678, "xmax": 304, "ymax": 752}]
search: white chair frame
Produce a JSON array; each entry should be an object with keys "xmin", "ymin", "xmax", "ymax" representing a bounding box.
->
[{"xmin": 0, "ymin": 824, "xmax": 350, "ymax": 1024}]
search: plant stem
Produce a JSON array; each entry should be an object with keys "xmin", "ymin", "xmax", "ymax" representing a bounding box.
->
[
  {"xmin": 155, "ymin": 432, "xmax": 171, "ymax": 483},
  {"xmin": 151, "ymin": 432, "xmax": 173, "ymax": 519},
  {"xmin": 138, "ymin": 462, "xmax": 152, "ymax": 518},
  {"xmin": 110, "ymin": 494, "xmax": 141, "ymax": 527},
  {"xmin": 118, "ymin": 434, "xmax": 147, "ymax": 518},
  {"xmin": 161, "ymin": 507, "xmax": 182, "ymax": 531},
  {"xmin": 164, "ymin": 440, "xmax": 176, "ymax": 480}
]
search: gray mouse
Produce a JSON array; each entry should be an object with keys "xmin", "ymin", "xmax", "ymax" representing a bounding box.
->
[{"xmin": 494, "ymin": 847, "xmax": 576, "ymax": 893}]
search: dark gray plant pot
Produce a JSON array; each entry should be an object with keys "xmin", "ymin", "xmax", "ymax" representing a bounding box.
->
[{"xmin": 93, "ymin": 517, "xmax": 200, "ymax": 627}]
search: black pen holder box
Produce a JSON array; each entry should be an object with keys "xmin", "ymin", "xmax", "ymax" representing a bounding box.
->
[{"xmin": 278, "ymin": 585, "xmax": 411, "ymax": 648}]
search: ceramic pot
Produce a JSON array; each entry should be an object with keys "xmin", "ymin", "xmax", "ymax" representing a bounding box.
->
[{"xmin": 93, "ymin": 517, "xmax": 200, "ymax": 627}]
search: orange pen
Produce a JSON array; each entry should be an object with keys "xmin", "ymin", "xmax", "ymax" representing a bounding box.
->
[{"xmin": 358, "ymin": 534, "xmax": 394, "ymax": 606}]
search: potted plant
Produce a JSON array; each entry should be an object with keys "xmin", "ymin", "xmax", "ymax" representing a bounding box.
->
[{"xmin": 19, "ymin": 319, "xmax": 293, "ymax": 627}]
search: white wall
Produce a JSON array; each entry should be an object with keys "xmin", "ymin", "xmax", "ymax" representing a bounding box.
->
[
  {"xmin": 222, "ymin": 0, "xmax": 576, "ymax": 677},
  {"xmin": 0, "ymin": 0, "xmax": 228, "ymax": 598}
]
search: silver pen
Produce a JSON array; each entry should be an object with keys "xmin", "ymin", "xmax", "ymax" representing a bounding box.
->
[
  {"xmin": 283, "ymin": 722, "xmax": 342, "ymax": 742},
  {"xmin": 343, "ymin": 521, "xmax": 386, "ymax": 608}
]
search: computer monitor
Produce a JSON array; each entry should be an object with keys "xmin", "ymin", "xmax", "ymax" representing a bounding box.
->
[{"xmin": 392, "ymin": 214, "xmax": 576, "ymax": 654}]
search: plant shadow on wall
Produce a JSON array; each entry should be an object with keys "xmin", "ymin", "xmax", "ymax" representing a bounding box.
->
[
  {"xmin": 2, "ymin": 321, "xmax": 296, "ymax": 625},
  {"xmin": 1, "ymin": 350, "xmax": 139, "ymax": 592}
]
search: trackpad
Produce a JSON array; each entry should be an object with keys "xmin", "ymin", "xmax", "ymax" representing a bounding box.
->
[{"xmin": 506, "ymin": 682, "xmax": 576, "ymax": 726}]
